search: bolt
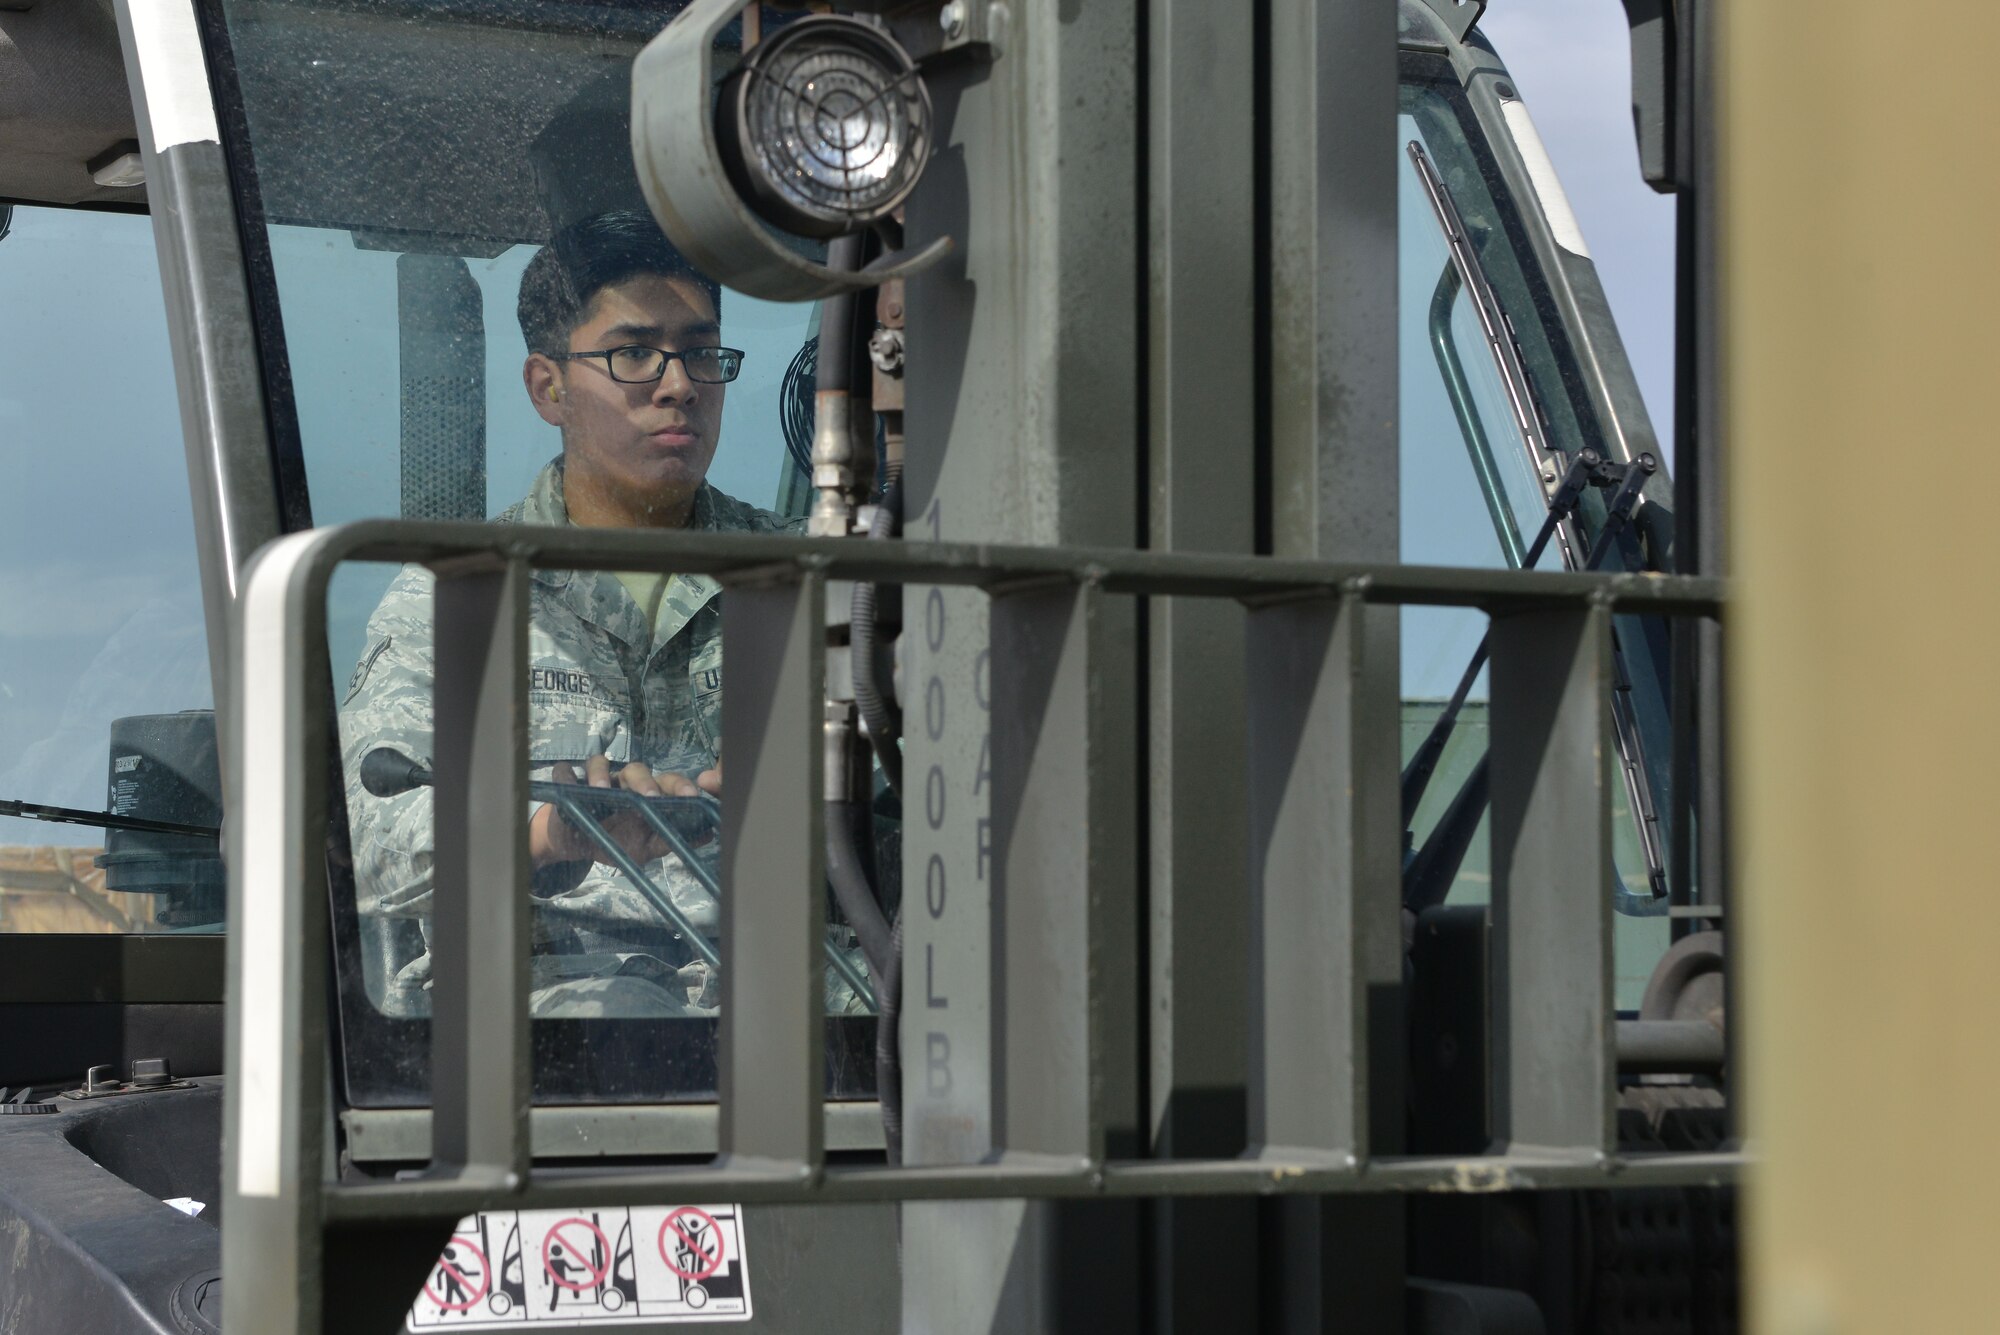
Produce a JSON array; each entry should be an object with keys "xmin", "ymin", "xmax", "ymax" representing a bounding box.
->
[
  {"xmin": 939, "ymin": 0, "xmax": 967, "ymax": 38},
  {"xmin": 868, "ymin": 326, "xmax": 905, "ymax": 374}
]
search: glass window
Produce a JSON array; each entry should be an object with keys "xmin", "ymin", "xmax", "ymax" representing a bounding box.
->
[
  {"xmin": 1396, "ymin": 71, "xmax": 1670, "ymax": 1007},
  {"xmin": 0, "ymin": 205, "xmax": 219, "ymax": 935},
  {"xmin": 207, "ymin": 0, "xmax": 874, "ymax": 1105}
]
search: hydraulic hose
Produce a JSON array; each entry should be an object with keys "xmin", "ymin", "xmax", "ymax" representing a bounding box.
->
[
  {"xmin": 826, "ymin": 790, "xmax": 894, "ymax": 987},
  {"xmin": 851, "ymin": 465, "xmax": 904, "ymax": 792},
  {"xmin": 876, "ymin": 911, "xmax": 904, "ymax": 1163},
  {"xmin": 809, "ymin": 235, "xmax": 866, "ymax": 536},
  {"xmin": 851, "ymin": 469, "xmax": 907, "ymax": 1161}
]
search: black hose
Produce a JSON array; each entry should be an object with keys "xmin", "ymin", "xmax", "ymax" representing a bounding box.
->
[
  {"xmin": 826, "ymin": 798, "xmax": 894, "ymax": 986},
  {"xmin": 816, "ymin": 235, "xmax": 864, "ymax": 392},
  {"xmin": 876, "ymin": 910, "xmax": 904, "ymax": 1163},
  {"xmin": 851, "ymin": 466, "xmax": 904, "ymax": 792}
]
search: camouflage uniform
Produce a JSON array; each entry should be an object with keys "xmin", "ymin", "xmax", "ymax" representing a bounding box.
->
[{"xmin": 338, "ymin": 457, "xmax": 844, "ymax": 1019}]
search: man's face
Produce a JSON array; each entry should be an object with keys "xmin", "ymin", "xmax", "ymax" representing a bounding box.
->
[{"xmin": 528, "ymin": 272, "xmax": 726, "ymax": 524}]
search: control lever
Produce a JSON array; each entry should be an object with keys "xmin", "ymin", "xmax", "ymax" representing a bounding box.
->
[
  {"xmin": 359, "ymin": 748, "xmax": 432, "ymax": 799},
  {"xmin": 358, "ymin": 748, "xmax": 876, "ymax": 1001}
]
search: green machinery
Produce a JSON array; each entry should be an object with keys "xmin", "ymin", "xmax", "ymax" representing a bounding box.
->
[{"xmin": 0, "ymin": 0, "xmax": 1733, "ymax": 1329}]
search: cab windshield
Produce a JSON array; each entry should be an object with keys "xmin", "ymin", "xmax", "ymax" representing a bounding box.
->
[
  {"xmin": 206, "ymin": 0, "xmax": 857, "ymax": 1106},
  {"xmin": 202, "ymin": 0, "xmax": 1678, "ymax": 1109}
]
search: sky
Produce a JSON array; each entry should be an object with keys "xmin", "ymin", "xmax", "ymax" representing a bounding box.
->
[
  {"xmin": 0, "ymin": 3, "xmax": 1674, "ymax": 848},
  {"xmin": 1480, "ymin": 0, "xmax": 1676, "ymax": 450}
]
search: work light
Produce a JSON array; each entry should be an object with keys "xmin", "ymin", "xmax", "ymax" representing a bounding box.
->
[
  {"xmin": 632, "ymin": 0, "xmax": 951, "ymax": 302},
  {"xmin": 717, "ymin": 17, "xmax": 933, "ymax": 239}
]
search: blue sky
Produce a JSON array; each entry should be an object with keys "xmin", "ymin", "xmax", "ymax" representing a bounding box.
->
[{"xmin": 1482, "ymin": 0, "xmax": 1676, "ymax": 451}]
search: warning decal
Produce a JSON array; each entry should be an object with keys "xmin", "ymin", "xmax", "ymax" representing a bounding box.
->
[{"xmin": 406, "ymin": 1205, "xmax": 751, "ymax": 1328}]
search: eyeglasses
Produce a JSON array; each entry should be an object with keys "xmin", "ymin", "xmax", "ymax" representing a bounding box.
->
[{"xmin": 557, "ymin": 345, "xmax": 746, "ymax": 385}]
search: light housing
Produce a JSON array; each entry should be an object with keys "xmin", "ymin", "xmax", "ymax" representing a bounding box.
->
[
  {"xmin": 632, "ymin": 0, "xmax": 951, "ymax": 302},
  {"xmin": 716, "ymin": 17, "xmax": 932, "ymax": 240}
]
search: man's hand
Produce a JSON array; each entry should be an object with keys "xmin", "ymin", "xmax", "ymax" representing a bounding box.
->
[{"xmin": 529, "ymin": 754, "xmax": 717, "ymax": 871}]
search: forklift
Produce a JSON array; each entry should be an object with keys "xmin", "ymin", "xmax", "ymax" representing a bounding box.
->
[{"xmin": 0, "ymin": 0, "xmax": 1732, "ymax": 1329}]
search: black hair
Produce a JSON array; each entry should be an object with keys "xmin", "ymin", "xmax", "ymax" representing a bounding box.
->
[{"xmin": 516, "ymin": 210, "xmax": 723, "ymax": 354}]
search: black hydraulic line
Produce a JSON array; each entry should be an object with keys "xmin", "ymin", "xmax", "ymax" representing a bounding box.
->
[
  {"xmin": 826, "ymin": 798, "xmax": 894, "ymax": 987},
  {"xmin": 876, "ymin": 911, "xmax": 904, "ymax": 1163},
  {"xmin": 851, "ymin": 465, "xmax": 904, "ymax": 792},
  {"xmin": 817, "ymin": 235, "xmax": 863, "ymax": 391},
  {"xmin": 1428, "ymin": 259, "xmax": 1529, "ymax": 568},
  {"xmin": 0, "ymin": 797, "xmax": 219, "ymax": 841}
]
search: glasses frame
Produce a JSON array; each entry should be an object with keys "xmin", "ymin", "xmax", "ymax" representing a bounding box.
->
[{"xmin": 557, "ymin": 344, "xmax": 747, "ymax": 385}]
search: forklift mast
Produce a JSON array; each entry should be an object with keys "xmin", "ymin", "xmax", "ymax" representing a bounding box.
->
[{"xmin": 0, "ymin": 1, "xmax": 1734, "ymax": 1332}]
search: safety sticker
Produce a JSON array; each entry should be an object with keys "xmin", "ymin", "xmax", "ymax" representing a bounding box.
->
[{"xmin": 406, "ymin": 1205, "xmax": 751, "ymax": 1328}]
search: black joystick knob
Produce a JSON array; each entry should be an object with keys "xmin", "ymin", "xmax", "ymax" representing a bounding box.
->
[{"xmin": 360, "ymin": 749, "xmax": 434, "ymax": 798}]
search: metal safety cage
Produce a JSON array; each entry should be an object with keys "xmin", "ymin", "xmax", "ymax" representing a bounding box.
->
[{"xmin": 222, "ymin": 519, "xmax": 1735, "ymax": 1327}]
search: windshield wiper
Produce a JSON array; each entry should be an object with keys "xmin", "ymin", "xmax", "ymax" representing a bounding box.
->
[
  {"xmin": 1405, "ymin": 137, "xmax": 1673, "ymax": 914},
  {"xmin": 0, "ymin": 797, "xmax": 218, "ymax": 841},
  {"xmin": 1402, "ymin": 451, "xmax": 1661, "ymax": 914},
  {"xmin": 1409, "ymin": 138, "xmax": 1578, "ymax": 568},
  {"xmin": 1399, "ymin": 448, "xmax": 1604, "ymax": 828}
]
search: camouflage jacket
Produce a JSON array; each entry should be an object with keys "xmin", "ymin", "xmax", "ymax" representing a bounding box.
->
[{"xmin": 336, "ymin": 458, "xmax": 801, "ymax": 1005}]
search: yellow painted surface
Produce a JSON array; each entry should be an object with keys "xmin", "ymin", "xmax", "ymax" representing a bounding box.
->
[
  {"xmin": 0, "ymin": 846, "xmax": 155, "ymax": 933},
  {"xmin": 1727, "ymin": 3, "xmax": 2000, "ymax": 1330}
]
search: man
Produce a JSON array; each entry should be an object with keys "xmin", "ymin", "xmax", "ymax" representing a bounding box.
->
[{"xmin": 339, "ymin": 211, "xmax": 801, "ymax": 1019}]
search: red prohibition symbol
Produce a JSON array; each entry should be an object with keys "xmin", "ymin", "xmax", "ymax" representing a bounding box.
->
[
  {"xmin": 541, "ymin": 1216, "xmax": 612, "ymax": 1293},
  {"xmin": 657, "ymin": 1207, "xmax": 726, "ymax": 1283},
  {"xmin": 423, "ymin": 1235, "xmax": 491, "ymax": 1312}
]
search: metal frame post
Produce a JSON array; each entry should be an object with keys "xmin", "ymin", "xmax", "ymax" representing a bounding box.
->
[
  {"xmin": 900, "ymin": 0, "xmax": 1144, "ymax": 1324},
  {"xmin": 1246, "ymin": 588, "xmax": 1397, "ymax": 1166},
  {"xmin": 110, "ymin": 0, "xmax": 288, "ymax": 740},
  {"xmin": 1146, "ymin": 0, "xmax": 1258, "ymax": 1324},
  {"xmin": 427, "ymin": 558, "xmax": 532, "ymax": 1183},
  {"xmin": 1267, "ymin": 0, "xmax": 1403, "ymax": 1325},
  {"xmin": 718, "ymin": 570, "xmax": 828, "ymax": 1175},
  {"xmin": 1489, "ymin": 602, "xmax": 1617, "ymax": 1160},
  {"xmin": 223, "ymin": 535, "xmax": 339, "ymax": 1335},
  {"xmin": 989, "ymin": 579, "xmax": 1110, "ymax": 1165}
]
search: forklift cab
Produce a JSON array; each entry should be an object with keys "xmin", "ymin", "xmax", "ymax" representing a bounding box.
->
[{"xmin": 0, "ymin": 0, "xmax": 1727, "ymax": 1331}]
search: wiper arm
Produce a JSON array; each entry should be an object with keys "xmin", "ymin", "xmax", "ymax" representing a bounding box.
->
[
  {"xmin": 1399, "ymin": 448, "xmax": 1609, "ymax": 828},
  {"xmin": 1400, "ymin": 452, "xmax": 1660, "ymax": 914},
  {"xmin": 1408, "ymin": 139, "xmax": 1574, "ymax": 563},
  {"xmin": 0, "ymin": 797, "xmax": 218, "ymax": 841}
]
